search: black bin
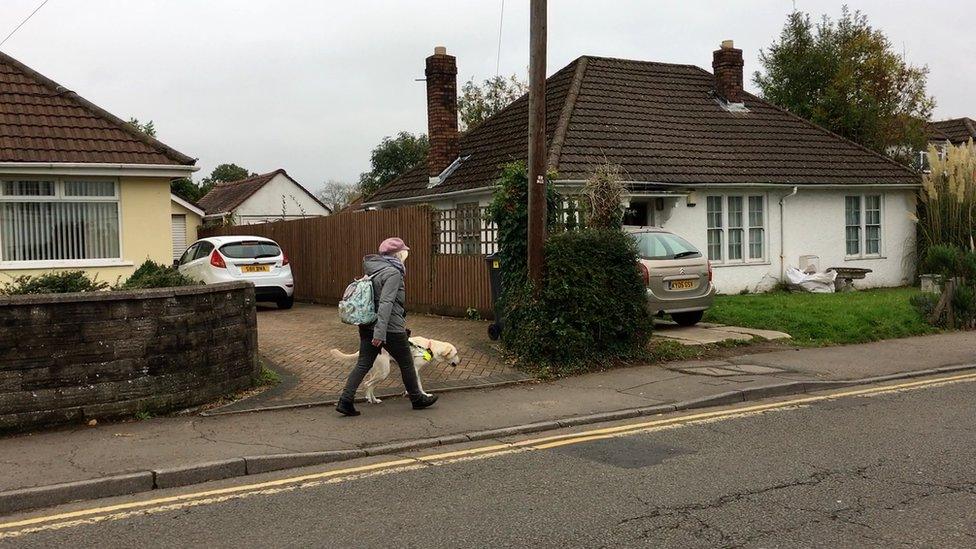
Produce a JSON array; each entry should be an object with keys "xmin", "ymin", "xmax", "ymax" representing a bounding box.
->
[{"xmin": 485, "ymin": 253, "xmax": 504, "ymax": 340}]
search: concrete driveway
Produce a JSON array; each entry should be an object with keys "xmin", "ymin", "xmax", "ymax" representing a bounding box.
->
[{"xmin": 652, "ymin": 320, "xmax": 791, "ymax": 345}]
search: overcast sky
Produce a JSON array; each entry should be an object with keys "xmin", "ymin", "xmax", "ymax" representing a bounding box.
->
[{"xmin": 2, "ymin": 1, "xmax": 973, "ymax": 194}]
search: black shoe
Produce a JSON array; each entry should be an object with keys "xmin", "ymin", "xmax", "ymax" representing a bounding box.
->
[
  {"xmin": 411, "ymin": 394, "xmax": 438, "ymax": 410},
  {"xmin": 336, "ymin": 398, "xmax": 361, "ymax": 416}
]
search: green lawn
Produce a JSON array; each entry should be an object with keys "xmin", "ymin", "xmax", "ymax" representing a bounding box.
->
[{"xmin": 702, "ymin": 287, "xmax": 936, "ymax": 347}]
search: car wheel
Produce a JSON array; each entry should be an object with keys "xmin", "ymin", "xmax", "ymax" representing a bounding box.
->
[
  {"xmin": 671, "ymin": 311, "xmax": 703, "ymax": 327},
  {"xmin": 277, "ymin": 296, "xmax": 294, "ymax": 310}
]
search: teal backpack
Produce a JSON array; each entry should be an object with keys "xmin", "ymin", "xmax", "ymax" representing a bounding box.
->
[{"xmin": 338, "ymin": 274, "xmax": 377, "ymax": 326}]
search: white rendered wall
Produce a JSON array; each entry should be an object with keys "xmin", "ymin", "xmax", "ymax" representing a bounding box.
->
[
  {"xmin": 658, "ymin": 188, "xmax": 916, "ymax": 294},
  {"xmin": 234, "ymin": 173, "xmax": 331, "ymax": 224}
]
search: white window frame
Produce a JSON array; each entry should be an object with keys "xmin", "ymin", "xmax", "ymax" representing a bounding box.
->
[
  {"xmin": 0, "ymin": 177, "xmax": 129, "ymax": 269},
  {"xmin": 706, "ymin": 194, "xmax": 768, "ymax": 266},
  {"xmin": 844, "ymin": 193, "xmax": 885, "ymax": 260}
]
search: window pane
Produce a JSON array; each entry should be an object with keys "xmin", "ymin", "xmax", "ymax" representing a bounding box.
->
[
  {"xmin": 2, "ymin": 181, "xmax": 54, "ymax": 196},
  {"xmin": 866, "ymin": 226, "xmax": 880, "ymax": 255},
  {"xmin": 845, "ymin": 196, "xmax": 861, "ymax": 256},
  {"xmin": 64, "ymin": 181, "xmax": 115, "ymax": 197},
  {"xmin": 194, "ymin": 242, "xmax": 214, "ymax": 260},
  {"xmin": 749, "ymin": 228, "xmax": 764, "ymax": 259},
  {"xmin": 706, "ymin": 196, "xmax": 722, "ymax": 228},
  {"xmin": 748, "ymin": 196, "xmax": 763, "ymax": 227},
  {"xmin": 728, "ymin": 196, "xmax": 743, "ymax": 228},
  {"xmin": 845, "ymin": 196, "xmax": 860, "ymax": 226},
  {"xmin": 728, "ymin": 228, "xmax": 743, "ymax": 260},
  {"xmin": 1, "ymin": 201, "xmax": 119, "ymax": 261},
  {"xmin": 865, "ymin": 195, "xmax": 881, "ymax": 225},
  {"xmin": 707, "ymin": 229, "xmax": 722, "ymax": 261},
  {"xmin": 846, "ymin": 226, "xmax": 860, "ymax": 256}
]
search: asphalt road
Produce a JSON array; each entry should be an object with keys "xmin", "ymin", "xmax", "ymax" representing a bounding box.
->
[{"xmin": 3, "ymin": 375, "xmax": 976, "ymax": 548}]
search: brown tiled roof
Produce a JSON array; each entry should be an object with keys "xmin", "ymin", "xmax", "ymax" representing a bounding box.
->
[
  {"xmin": 368, "ymin": 56, "xmax": 918, "ymax": 203},
  {"xmin": 0, "ymin": 50, "xmax": 194, "ymax": 165},
  {"xmin": 928, "ymin": 118, "xmax": 976, "ymax": 145},
  {"xmin": 198, "ymin": 169, "xmax": 331, "ymax": 215}
]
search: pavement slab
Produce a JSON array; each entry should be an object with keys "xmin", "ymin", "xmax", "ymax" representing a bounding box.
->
[{"xmin": 0, "ymin": 331, "xmax": 973, "ymax": 505}]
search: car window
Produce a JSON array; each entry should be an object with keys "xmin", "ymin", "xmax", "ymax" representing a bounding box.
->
[
  {"xmin": 219, "ymin": 241, "xmax": 281, "ymax": 259},
  {"xmin": 633, "ymin": 232, "xmax": 701, "ymax": 260},
  {"xmin": 179, "ymin": 244, "xmax": 198, "ymax": 265},
  {"xmin": 193, "ymin": 242, "xmax": 214, "ymax": 261}
]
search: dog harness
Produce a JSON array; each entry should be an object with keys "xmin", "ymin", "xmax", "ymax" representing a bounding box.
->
[{"xmin": 409, "ymin": 340, "xmax": 433, "ymax": 362}]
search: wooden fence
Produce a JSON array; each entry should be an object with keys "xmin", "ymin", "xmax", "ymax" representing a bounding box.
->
[{"xmin": 199, "ymin": 206, "xmax": 494, "ymax": 318}]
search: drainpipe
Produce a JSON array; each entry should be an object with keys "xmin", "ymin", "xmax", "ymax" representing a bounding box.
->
[{"xmin": 779, "ymin": 186, "xmax": 798, "ymax": 280}]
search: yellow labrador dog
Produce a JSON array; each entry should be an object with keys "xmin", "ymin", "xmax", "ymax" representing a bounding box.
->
[{"xmin": 330, "ymin": 336, "xmax": 460, "ymax": 404}]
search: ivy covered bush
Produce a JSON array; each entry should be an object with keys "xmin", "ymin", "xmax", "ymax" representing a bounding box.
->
[
  {"xmin": 488, "ymin": 161, "xmax": 653, "ymax": 376},
  {"xmin": 504, "ymin": 229, "xmax": 653, "ymax": 376}
]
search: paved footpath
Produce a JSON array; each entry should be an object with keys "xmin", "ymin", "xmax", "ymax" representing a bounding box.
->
[{"xmin": 0, "ymin": 331, "xmax": 973, "ymax": 512}]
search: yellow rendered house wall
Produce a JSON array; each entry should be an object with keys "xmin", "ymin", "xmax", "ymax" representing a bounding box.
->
[{"xmin": 0, "ymin": 176, "xmax": 173, "ymax": 286}]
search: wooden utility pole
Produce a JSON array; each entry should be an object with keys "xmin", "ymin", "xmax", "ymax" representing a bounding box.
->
[{"xmin": 527, "ymin": 0, "xmax": 547, "ymax": 287}]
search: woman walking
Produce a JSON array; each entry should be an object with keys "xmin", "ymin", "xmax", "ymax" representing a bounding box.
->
[{"xmin": 336, "ymin": 237, "xmax": 438, "ymax": 416}]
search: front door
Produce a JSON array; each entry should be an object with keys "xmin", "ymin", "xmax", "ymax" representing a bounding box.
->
[
  {"xmin": 623, "ymin": 201, "xmax": 650, "ymax": 226},
  {"xmin": 171, "ymin": 214, "xmax": 187, "ymax": 262}
]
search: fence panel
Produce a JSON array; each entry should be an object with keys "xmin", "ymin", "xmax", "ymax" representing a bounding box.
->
[{"xmin": 199, "ymin": 206, "xmax": 493, "ymax": 318}]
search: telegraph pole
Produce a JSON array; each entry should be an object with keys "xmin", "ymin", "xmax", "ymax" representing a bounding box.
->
[{"xmin": 527, "ymin": 0, "xmax": 547, "ymax": 288}]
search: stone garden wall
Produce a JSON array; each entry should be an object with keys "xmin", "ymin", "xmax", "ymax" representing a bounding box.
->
[{"xmin": 0, "ymin": 281, "xmax": 259, "ymax": 432}]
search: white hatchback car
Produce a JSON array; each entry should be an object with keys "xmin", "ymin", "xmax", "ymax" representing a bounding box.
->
[{"xmin": 177, "ymin": 235, "xmax": 294, "ymax": 309}]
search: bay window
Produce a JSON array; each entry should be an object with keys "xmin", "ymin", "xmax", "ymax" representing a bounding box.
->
[
  {"xmin": 845, "ymin": 194, "xmax": 882, "ymax": 258},
  {"xmin": 706, "ymin": 194, "xmax": 766, "ymax": 264},
  {"xmin": 0, "ymin": 179, "xmax": 120, "ymax": 264}
]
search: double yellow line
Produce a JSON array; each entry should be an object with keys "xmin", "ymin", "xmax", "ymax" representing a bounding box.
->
[{"xmin": 2, "ymin": 371, "xmax": 975, "ymax": 538}]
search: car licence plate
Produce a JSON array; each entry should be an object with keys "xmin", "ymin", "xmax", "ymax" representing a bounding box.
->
[
  {"xmin": 241, "ymin": 265, "xmax": 270, "ymax": 273},
  {"xmin": 670, "ymin": 280, "xmax": 694, "ymax": 290}
]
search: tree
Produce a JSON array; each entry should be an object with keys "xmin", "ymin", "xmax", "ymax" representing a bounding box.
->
[
  {"xmin": 126, "ymin": 117, "xmax": 156, "ymax": 137},
  {"xmin": 753, "ymin": 8, "xmax": 934, "ymax": 165},
  {"xmin": 317, "ymin": 179, "xmax": 356, "ymax": 212},
  {"xmin": 458, "ymin": 74, "xmax": 528, "ymax": 132},
  {"xmin": 199, "ymin": 163, "xmax": 255, "ymax": 197},
  {"xmin": 170, "ymin": 177, "xmax": 201, "ymax": 202},
  {"xmin": 358, "ymin": 132, "xmax": 429, "ymax": 197}
]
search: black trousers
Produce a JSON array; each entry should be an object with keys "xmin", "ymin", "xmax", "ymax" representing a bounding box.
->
[{"xmin": 340, "ymin": 325, "xmax": 422, "ymax": 401}]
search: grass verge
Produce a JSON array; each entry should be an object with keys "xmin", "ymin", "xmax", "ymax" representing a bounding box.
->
[{"xmin": 703, "ymin": 287, "xmax": 936, "ymax": 346}]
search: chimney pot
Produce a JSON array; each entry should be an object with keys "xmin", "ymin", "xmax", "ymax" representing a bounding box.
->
[
  {"xmin": 425, "ymin": 46, "xmax": 459, "ymax": 179},
  {"xmin": 712, "ymin": 40, "xmax": 744, "ymax": 104}
]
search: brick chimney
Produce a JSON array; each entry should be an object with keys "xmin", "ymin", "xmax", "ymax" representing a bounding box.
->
[
  {"xmin": 712, "ymin": 40, "xmax": 744, "ymax": 104},
  {"xmin": 425, "ymin": 46, "xmax": 459, "ymax": 181}
]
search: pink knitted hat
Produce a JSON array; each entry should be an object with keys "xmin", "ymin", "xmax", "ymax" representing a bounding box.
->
[{"xmin": 378, "ymin": 237, "xmax": 410, "ymax": 255}]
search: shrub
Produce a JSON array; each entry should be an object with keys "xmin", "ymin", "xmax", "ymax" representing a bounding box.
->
[
  {"xmin": 116, "ymin": 260, "xmax": 199, "ymax": 290},
  {"xmin": 502, "ymin": 228, "xmax": 654, "ymax": 376},
  {"xmin": 914, "ymin": 244, "xmax": 976, "ymax": 328},
  {"xmin": 0, "ymin": 271, "xmax": 108, "ymax": 295}
]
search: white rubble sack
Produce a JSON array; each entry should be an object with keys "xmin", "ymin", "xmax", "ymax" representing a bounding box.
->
[{"xmin": 785, "ymin": 266, "xmax": 838, "ymax": 293}]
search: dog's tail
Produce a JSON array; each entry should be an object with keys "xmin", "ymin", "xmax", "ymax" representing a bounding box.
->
[{"xmin": 330, "ymin": 348, "xmax": 359, "ymax": 361}]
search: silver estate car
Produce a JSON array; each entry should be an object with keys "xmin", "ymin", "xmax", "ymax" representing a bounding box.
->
[{"xmin": 629, "ymin": 227, "xmax": 716, "ymax": 326}]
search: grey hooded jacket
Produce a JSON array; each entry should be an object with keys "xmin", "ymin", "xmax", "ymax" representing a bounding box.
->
[{"xmin": 364, "ymin": 254, "xmax": 406, "ymax": 341}]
